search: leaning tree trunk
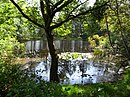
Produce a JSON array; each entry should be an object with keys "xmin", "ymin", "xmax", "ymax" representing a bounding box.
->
[{"xmin": 45, "ymin": 30, "xmax": 59, "ymax": 82}]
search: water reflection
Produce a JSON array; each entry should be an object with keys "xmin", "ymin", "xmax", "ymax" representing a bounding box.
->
[{"xmin": 34, "ymin": 53, "xmax": 117, "ymax": 85}]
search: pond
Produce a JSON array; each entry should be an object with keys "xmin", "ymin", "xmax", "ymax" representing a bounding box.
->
[
  {"xmin": 24, "ymin": 52, "xmax": 119, "ymax": 85},
  {"xmin": 23, "ymin": 40, "xmax": 123, "ymax": 84}
]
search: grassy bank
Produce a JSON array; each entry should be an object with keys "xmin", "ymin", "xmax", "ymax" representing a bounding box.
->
[{"xmin": 0, "ymin": 63, "xmax": 130, "ymax": 97}]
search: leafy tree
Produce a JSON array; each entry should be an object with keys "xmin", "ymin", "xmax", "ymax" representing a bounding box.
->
[
  {"xmin": 102, "ymin": 0, "xmax": 130, "ymax": 60},
  {"xmin": 0, "ymin": 1, "xmax": 42, "ymax": 42},
  {"xmin": 0, "ymin": 1, "xmax": 43, "ymax": 65},
  {"xmin": 0, "ymin": 2, "xmax": 26, "ymax": 63},
  {"xmin": 9, "ymin": 0, "xmax": 108, "ymax": 82},
  {"xmin": 91, "ymin": 0, "xmax": 130, "ymax": 70}
]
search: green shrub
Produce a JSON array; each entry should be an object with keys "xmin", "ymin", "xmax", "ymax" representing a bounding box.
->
[
  {"xmin": 0, "ymin": 63, "xmax": 67, "ymax": 97},
  {"xmin": 0, "ymin": 63, "xmax": 23, "ymax": 96},
  {"xmin": 0, "ymin": 36, "xmax": 25, "ymax": 64}
]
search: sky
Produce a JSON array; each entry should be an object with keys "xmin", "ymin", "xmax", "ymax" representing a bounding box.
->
[
  {"xmin": 88, "ymin": 0, "xmax": 96, "ymax": 7},
  {"xmin": 81, "ymin": 0, "xmax": 96, "ymax": 7},
  {"xmin": 14, "ymin": 0, "xmax": 96, "ymax": 7}
]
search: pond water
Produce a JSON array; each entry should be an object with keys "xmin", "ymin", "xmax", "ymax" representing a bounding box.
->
[
  {"xmin": 30, "ymin": 52, "xmax": 118, "ymax": 85},
  {"xmin": 24, "ymin": 40, "xmax": 120, "ymax": 84}
]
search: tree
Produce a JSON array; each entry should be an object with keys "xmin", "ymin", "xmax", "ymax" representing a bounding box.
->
[
  {"xmin": 0, "ymin": 1, "xmax": 41, "ymax": 42},
  {"xmin": 0, "ymin": 2, "xmax": 26, "ymax": 63},
  {"xmin": 10, "ymin": 0, "xmax": 108, "ymax": 82},
  {"xmin": 103, "ymin": 0, "xmax": 130, "ymax": 60}
]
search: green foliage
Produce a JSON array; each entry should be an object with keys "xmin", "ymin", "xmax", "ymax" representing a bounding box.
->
[
  {"xmin": 62, "ymin": 80, "xmax": 130, "ymax": 97},
  {"xmin": 71, "ymin": 53, "xmax": 80, "ymax": 59},
  {"xmin": 8, "ymin": 81, "xmax": 66, "ymax": 97},
  {"xmin": 58, "ymin": 52, "xmax": 82, "ymax": 60},
  {"xmin": 0, "ymin": 63, "xmax": 23, "ymax": 96},
  {"xmin": 54, "ymin": 21, "xmax": 72, "ymax": 37},
  {"xmin": 79, "ymin": 15, "xmax": 102, "ymax": 40},
  {"xmin": 1, "ymin": 0, "xmax": 130, "ymax": 96},
  {"xmin": 99, "ymin": 0, "xmax": 130, "ymax": 60},
  {"xmin": 124, "ymin": 68, "xmax": 130, "ymax": 85},
  {"xmin": 0, "ymin": 1, "xmax": 41, "ymax": 42},
  {"xmin": 88, "ymin": 34, "xmax": 108, "ymax": 52},
  {"xmin": 63, "ymin": 85, "xmax": 84, "ymax": 97},
  {"xmin": 93, "ymin": 49, "xmax": 103, "ymax": 56},
  {"xmin": 0, "ymin": 0, "xmax": 9, "ymax": 3},
  {"xmin": 0, "ymin": 63, "xmax": 66, "ymax": 97},
  {"xmin": 0, "ymin": 2, "xmax": 18, "ymax": 38},
  {"xmin": 62, "ymin": 71, "xmax": 130, "ymax": 97},
  {"xmin": 52, "ymin": 0, "xmax": 104, "ymax": 39},
  {"xmin": 92, "ymin": 0, "xmax": 109, "ymax": 22},
  {"xmin": 0, "ymin": 36, "xmax": 25, "ymax": 64}
]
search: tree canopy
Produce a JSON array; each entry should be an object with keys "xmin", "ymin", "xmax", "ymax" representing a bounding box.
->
[{"xmin": 1, "ymin": 0, "xmax": 128, "ymax": 82}]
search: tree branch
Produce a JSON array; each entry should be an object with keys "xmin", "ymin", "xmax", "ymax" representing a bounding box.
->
[
  {"xmin": 105, "ymin": 15, "xmax": 114, "ymax": 49},
  {"xmin": 45, "ymin": 0, "xmax": 52, "ymax": 16},
  {"xmin": 115, "ymin": 0, "xmax": 130, "ymax": 59},
  {"xmin": 52, "ymin": 0, "xmax": 64, "ymax": 10},
  {"xmin": 51, "ymin": 2, "xmax": 109, "ymax": 30},
  {"xmin": 54, "ymin": 0, "xmax": 73, "ymax": 13},
  {"xmin": 67, "ymin": 0, "xmax": 88, "ymax": 18},
  {"xmin": 10, "ymin": 0, "xmax": 44, "ymax": 29},
  {"xmin": 40, "ymin": 0, "xmax": 46, "ymax": 21}
]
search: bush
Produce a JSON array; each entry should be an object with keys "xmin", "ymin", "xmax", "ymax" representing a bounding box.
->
[
  {"xmin": 0, "ymin": 63, "xmax": 66, "ymax": 97},
  {"xmin": 0, "ymin": 63, "xmax": 23, "ymax": 96},
  {"xmin": 0, "ymin": 36, "xmax": 25, "ymax": 64}
]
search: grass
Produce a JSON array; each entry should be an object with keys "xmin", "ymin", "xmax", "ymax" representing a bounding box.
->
[{"xmin": 61, "ymin": 81, "xmax": 130, "ymax": 97}]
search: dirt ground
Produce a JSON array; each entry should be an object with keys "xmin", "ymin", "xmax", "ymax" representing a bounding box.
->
[{"xmin": 13, "ymin": 57, "xmax": 44, "ymax": 65}]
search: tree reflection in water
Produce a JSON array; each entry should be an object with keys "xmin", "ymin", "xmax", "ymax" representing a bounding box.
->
[{"xmin": 34, "ymin": 53, "xmax": 118, "ymax": 85}]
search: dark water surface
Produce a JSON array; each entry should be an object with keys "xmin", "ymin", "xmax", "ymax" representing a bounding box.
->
[{"xmin": 31, "ymin": 53, "xmax": 118, "ymax": 85}]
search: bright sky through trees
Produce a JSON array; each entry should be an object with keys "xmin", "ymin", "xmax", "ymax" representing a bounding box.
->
[
  {"xmin": 19, "ymin": 0, "xmax": 96, "ymax": 7},
  {"xmin": 81, "ymin": 0, "xmax": 96, "ymax": 6},
  {"xmin": 88, "ymin": 0, "xmax": 96, "ymax": 6}
]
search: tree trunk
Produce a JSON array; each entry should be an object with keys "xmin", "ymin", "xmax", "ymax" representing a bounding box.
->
[{"xmin": 45, "ymin": 30, "xmax": 59, "ymax": 82}]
